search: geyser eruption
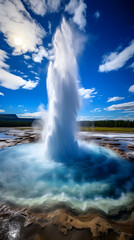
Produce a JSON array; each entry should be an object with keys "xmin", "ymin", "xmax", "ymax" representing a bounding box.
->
[
  {"xmin": 0, "ymin": 17, "xmax": 134, "ymax": 215},
  {"xmin": 44, "ymin": 18, "xmax": 80, "ymax": 160}
]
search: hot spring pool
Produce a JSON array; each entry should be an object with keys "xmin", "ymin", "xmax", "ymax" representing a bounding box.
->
[{"xmin": 0, "ymin": 141, "xmax": 134, "ymax": 214}]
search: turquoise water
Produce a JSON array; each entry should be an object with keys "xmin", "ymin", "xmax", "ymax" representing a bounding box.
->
[{"xmin": 0, "ymin": 141, "xmax": 134, "ymax": 213}]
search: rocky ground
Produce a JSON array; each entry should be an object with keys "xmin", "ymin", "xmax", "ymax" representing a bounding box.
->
[
  {"xmin": 0, "ymin": 128, "xmax": 40, "ymax": 149},
  {"xmin": 0, "ymin": 127, "xmax": 134, "ymax": 239},
  {"xmin": 0, "ymin": 204, "xmax": 134, "ymax": 240},
  {"xmin": 0, "ymin": 127, "xmax": 134, "ymax": 161},
  {"xmin": 78, "ymin": 131, "xmax": 134, "ymax": 162}
]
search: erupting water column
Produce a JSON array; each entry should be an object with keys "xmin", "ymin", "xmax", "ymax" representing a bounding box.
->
[{"xmin": 44, "ymin": 18, "xmax": 80, "ymax": 160}]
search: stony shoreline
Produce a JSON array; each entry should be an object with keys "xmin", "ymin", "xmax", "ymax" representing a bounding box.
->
[
  {"xmin": 1, "ymin": 127, "xmax": 134, "ymax": 161},
  {"xmin": 0, "ymin": 203, "xmax": 134, "ymax": 240}
]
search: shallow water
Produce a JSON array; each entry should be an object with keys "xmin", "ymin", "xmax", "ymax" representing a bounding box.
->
[
  {"xmin": 0, "ymin": 141, "xmax": 134, "ymax": 214},
  {"xmin": 0, "ymin": 131, "xmax": 16, "ymax": 139}
]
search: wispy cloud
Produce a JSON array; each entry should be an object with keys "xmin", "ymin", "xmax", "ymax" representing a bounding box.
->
[
  {"xmin": 0, "ymin": 49, "xmax": 38, "ymax": 90},
  {"xmin": 18, "ymin": 104, "xmax": 47, "ymax": 118},
  {"xmin": 0, "ymin": 49, "xmax": 9, "ymax": 69},
  {"xmin": 128, "ymin": 85, "xmax": 134, "ymax": 93},
  {"xmin": 94, "ymin": 11, "xmax": 100, "ymax": 19},
  {"xmin": 78, "ymin": 115, "xmax": 106, "ymax": 121},
  {"xmin": 18, "ymin": 111, "xmax": 42, "ymax": 118},
  {"xmin": 24, "ymin": 0, "xmax": 61, "ymax": 16},
  {"xmin": 32, "ymin": 46, "xmax": 54, "ymax": 62},
  {"xmin": 0, "ymin": 0, "xmax": 46, "ymax": 55},
  {"xmin": 99, "ymin": 40, "xmax": 134, "ymax": 72},
  {"xmin": 48, "ymin": 21, "xmax": 52, "ymax": 34},
  {"xmin": 128, "ymin": 62, "xmax": 134, "ymax": 71},
  {"xmin": 79, "ymin": 87, "xmax": 97, "ymax": 99},
  {"xmin": 105, "ymin": 101, "xmax": 134, "ymax": 111},
  {"xmin": 35, "ymin": 76, "xmax": 40, "ymax": 80},
  {"xmin": 107, "ymin": 96, "xmax": 125, "ymax": 102},
  {"xmin": 22, "ymin": 80, "xmax": 38, "ymax": 90},
  {"xmin": 0, "ymin": 92, "xmax": 4, "ymax": 96},
  {"xmin": 30, "ymin": 71, "xmax": 38, "ymax": 75},
  {"xmin": 0, "ymin": 109, "xmax": 5, "ymax": 113},
  {"xmin": 65, "ymin": 0, "xmax": 87, "ymax": 30},
  {"xmin": 24, "ymin": 55, "xmax": 31, "ymax": 60},
  {"xmin": 90, "ymin": 108, "xmax": 101, "ymax": 112},
  {"xmin": 27, "ymin": 65, "xmax": 33, "ymax": 68}
]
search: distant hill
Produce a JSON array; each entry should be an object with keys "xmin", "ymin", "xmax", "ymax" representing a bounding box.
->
[
  {"xmin": 0, "ymin": 114, "xmax": 134, "ymax": 128},
  {"xmin": 0, "ymin": 114, "xmax": 18, "ymax": 120},
  {"xmin": 0, "ymin": 114, "xmax": 35, "ymax": 127}
]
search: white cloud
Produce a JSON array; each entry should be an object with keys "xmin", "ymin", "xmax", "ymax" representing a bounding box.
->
[
  {"xmin": 22, "ymin": 80, "xmax": 38, "ymax": 90},
  {"xmin": 24, "ymin": 55, "xmax": 31, "ymax": 60},
  {"xmin": 128, "ymin": 85, "xmax": 134, "ymax": 93},
  {"xmin": 0, "ymin": 92, "xmax": 4, "ymax": 96},
  {"xmin": 48, "ymin": 21, "xmax": 52, "ymax": 34},
  {"xmin": 94, "ymin": 11, "xmax": 100, "ymax": 19},
  {"xmin": 17, "ymin": 70, "xmax": 24, "ymax": 74},
  {"xmin": 129, "ymin": 62, "xmax": 134, "ymax": 71},
  {"xmin": 24, "ymin": 0, "xmax": 61, "ymax": 16},
  {"xmin": 18, "ymin": 104, "xmax": 47, "ymax": 118},
  {"xmin": 32, "ymin": 46, "xmax": 54, "ymax": 62},
  {"xmin": 0, "ymin": 49, "xmax": 9, "ymax": 69},
  {"xmin": 47, "ymin": 0, "xmax": 61, "ymax": 13},
  {"xmin": 99, "ymin": 40, "xmax": 134, "ymax": 72},
  {"xmin": 24, "ymin": 0, "xmax": 47, "ymax": 16},
  {"xmin": 78, "ymin": 115, "xmax": 106, "ymax": 121},
  {"xmin": 28, "ymin": 64, "xmax": 33, "ymax": 68},
  {"xmin": 90, "ymin": 108, "xmax": 101, "ymax": 112},
  {"xmin": 79, "ymin": 87, "xmax": 97, "ymax": 99},
  {"xmin": 105, "ymin": 101, "xmax": 134, "ymax": 111},
  {"xmin": 123, "ymin": 110, "xmax": 134, "ymax": 113},
  {"xmin": 65, "ymin": 0, "xmax": 78, "ymax": 14},
  {"xmin": 0, "ymin": 49, "xmax": 38, "ymax": 90},
  {"xmin": 107, "ymin": 96, "xmax": 125, "ymax": 102},
  {"xmin": 18, "ymin": 111, "xmax": 42, "ymax": 118},
  {"xmin": 0, "ymin": 0, "xmax": 46, "ymax": 55},
  {"xmin": 0, "ymin": 68, "xmax": 27, "ymax": 90},
  {"xmin": 0, "ymin": 109, "xmax": 5, "ymax": 113},
  {"xmin": 30, "ymin": 71, "xmax": 38, "ymax": 75},
  {"xmin": 65, "ymin": 0, "xmax": 87, "ymax": 30},
  {"xmin": 35, "ymin": 76, "xmax": 40, "ymax": 80},
  {"xmin": 73, "ymin": 0, "xmax": 87, "ymax": 30}
]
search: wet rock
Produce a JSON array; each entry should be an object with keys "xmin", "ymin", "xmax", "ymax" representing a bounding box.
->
[
  {"xmin": 0, "ymin": 130, "xmax": 41, "ymax": 150},
  {"xmin": 127, "ymin": 145, "xmax": 134, "ymax": 150},
  {"xmin": 0, "ymin": 204, "xmax": 134, "ymax": 240},
  {"xmin": 126, "ymin": 152, "xmax": 134, "ymax": 161}
]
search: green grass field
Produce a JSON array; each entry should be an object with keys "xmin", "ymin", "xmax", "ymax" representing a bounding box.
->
[{"xmin": 80, "ymin": 127, "xmax": 134, "ymax": 132}]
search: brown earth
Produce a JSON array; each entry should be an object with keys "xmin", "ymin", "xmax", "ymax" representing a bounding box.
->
[{"xmin": 0, "ymin": 204, "xmax": 134, "ymax": 240}]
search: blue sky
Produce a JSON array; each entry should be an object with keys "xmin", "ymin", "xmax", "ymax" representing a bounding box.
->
[{"xmin": 0, "ymin": 0, "xmax": 134, "ymax": 120}]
